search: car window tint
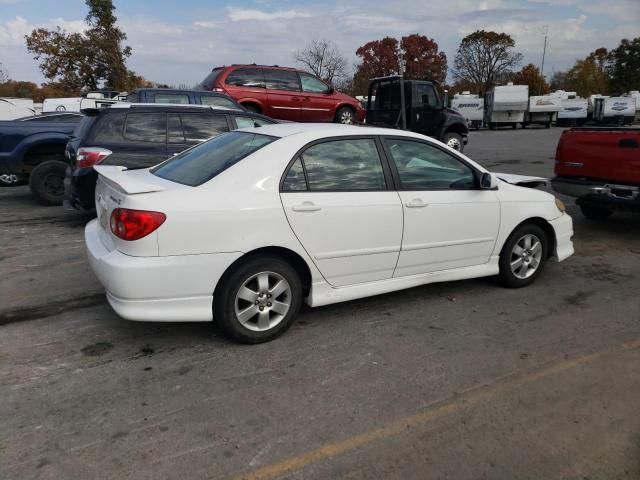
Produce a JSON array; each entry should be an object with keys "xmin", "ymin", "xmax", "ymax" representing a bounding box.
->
[
  {"xmin": 93, "ymin": 112, "xmax": 126, "ymax": 142},
  {"xmin": 167, "ymin": 114, "xmax": 184, "ymax": 143},
  {"xmin": 125, "ymin": 92, "xmax": 139, "ymax": 102},
  {"xmin": 225, "ymin": 68, "xmax": 265, "ymax": 88},
  {"xmin": 384, "ymin": 138, "xmax": 475, "ymax": 190},
  {"xmin": 180, "ymin": 114, "xmax": 228, "ymax": 142},
  {"xmin": 282, "ymin": 158, "xmax": 307, "ymax": 191},
  {"xmin": 124, "ymin": 113, "xmax": 166, "ymax": 143},
  {"xmin": 200, "ymin": 95, "xmax": 240, "ymax": 110},
  {"xmin": 152, "ymin": 132, "xmax": 276, "ymax": 186},
  {"xmin": 299, "ymin": 73, "xmax": 329, "ymax": 93},
  {"xmin": 301, "ymin": 139, "xmax": 385, "ymax": 191},
  {"xmin": 233, "ymin": 116, "xmax": 273, "ymax": 129},
  {"xmin": 415, "ymin": 84, "xmax": 438, "ymax": 107},
  {"xmin": 154, "ymin": 93, "xmax": 190, "ymax": 104},
  {"xmin": 264, "ymin": 70, "xmax": 300, "ymax": 91}
]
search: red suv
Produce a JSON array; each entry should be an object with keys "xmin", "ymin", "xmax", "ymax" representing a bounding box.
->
[{"xmin": 198, "ymin": 65, "xmax": 365, "ymax": 124}]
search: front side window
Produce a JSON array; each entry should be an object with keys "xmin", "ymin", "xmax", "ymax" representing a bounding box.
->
[
  {"xmin": 264, "ymin": 70, "xmax": 300, "ymax": 92},
  {"xmin": 225, "ymin": 68, "xmax": 265, "ymax": 88},
  {"xmin": 154, "ymin": 93, "xmax": 190, "ymax": 104},
  {"xmin": 299, "ymin": 73, "xmax": 330, "ymax": 93},
  {"xmin": 415, "ymin": 84, "xmax": 438, "ymax": 108},
  {"xmin": 294, "ymin": 138, "xmax": 386, "ymax": 191},
  {"xmin": 181, "ymin": 114, "xmax": 228, "ymax": 142},
  {"xmin": 200, "ymin": 95, "xmax": 241, "ymax": 110},
  {"xmin": 124, "ymin": 113, "xmax": 166, "ymax": 143},
  {"xmin": 384, "ymin": 138, "xmax": 476, "ymax": 190},
  {"xmin": 152, "ymin": 132, "xmax": 276, "ymax": 186}
]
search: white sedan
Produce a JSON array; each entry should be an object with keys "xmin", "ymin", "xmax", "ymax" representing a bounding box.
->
[{"xmin": 85, "ymin": 124, "xmax": 574, "ymax": 343}]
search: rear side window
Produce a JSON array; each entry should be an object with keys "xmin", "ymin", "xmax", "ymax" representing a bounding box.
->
[
  {"xmin": 152, "ymin": 132, "xmax": 276, "ymax": 186},
  {"xmin": 233, "ymin": 116, "xmax": 274, "ymax": 129},
  {"xmin": 199, "ymin": 68, "xmax": 223, "ymax": 89},
  {"xmin": 226, "ymin": 68, "xmax": 265, "ymax": 88},
  {"xmin": 91, "ymin": 112, "xmax": 126, "ymax": 142},
  {"xmin": 200, "ymin": 95, "xmax": 240, "ymax": 110},
  {"xmin": 154, "ymin": 93, "xmax": 190, "ymax": 104},
  {"xmin": 181, "ymin": 114, "xmax": 229, "ymax": 142},
  {"xmin": 125, "ymin": 92, "xmax": 139, "ymax": 102},
  {"xmin": 124, "ymin": 113, "xmax": 166, "ymax": 143},
  {"xmin": 264, "ymin": 70, "xmax": 300, "ymax": 91}
]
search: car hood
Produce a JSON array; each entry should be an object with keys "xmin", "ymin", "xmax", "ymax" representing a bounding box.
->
[{"xmin": 494, "ymin": 172, "xmax": 549, "ymax": 188}]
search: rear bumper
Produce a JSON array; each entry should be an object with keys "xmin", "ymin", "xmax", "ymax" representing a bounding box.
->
[
  {"xmin": 549, "ymin": 213, "xmax": 574, "ymax": 262},
  {"xmin": 64, "ymin": 166, "xmax": 97, "ymax": 211},
  {"xmin": 551, "ymin": 176, "xmax": 604, "ymax": 198},
  {"xmin": 85, "ymin": 219, "xmax": 243, "ymax": 322},
  {"xmin": 552, "ymin": 176, "xmax": 640, "ymax": 212}
]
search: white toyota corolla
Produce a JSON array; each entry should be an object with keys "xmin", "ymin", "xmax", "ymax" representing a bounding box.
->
[{"xmin": 85, "ymin": 123, "xmax": 574, "ymax": 343}]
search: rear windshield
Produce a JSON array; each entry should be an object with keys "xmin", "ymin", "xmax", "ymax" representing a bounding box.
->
[
  {"xmin": 151, "ymin": 131, "xmax": 276, "ymax": 186},
  {"xmin": 198, "ymin": 68, "xmax": 223, "ymax": 90}
]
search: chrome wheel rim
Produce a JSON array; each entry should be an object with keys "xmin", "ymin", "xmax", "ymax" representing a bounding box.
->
[
  {"xmin": 510, "ymin": 234, "xmax": 542, "ymax": 279},
  {"xmin": 234, "ymin": 271, "xmax": 291, "ymax": 332},
  {"xmin": 446, "ymin": 137, "xmax": 461, "ymax": 150},
  {"xmin": 339, "ymin": 110, "xmax": 354, "ymax": 124}
]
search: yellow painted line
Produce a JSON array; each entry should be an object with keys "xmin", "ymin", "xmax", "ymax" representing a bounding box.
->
[{"xmin": 234, "ymin": 338, "xmax": 640, "ymax": 480}]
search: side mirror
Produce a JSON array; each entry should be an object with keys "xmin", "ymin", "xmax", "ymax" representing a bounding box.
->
[{"xmin": 480, "ymin": 172, "xmax": 498, "ymax": 190}]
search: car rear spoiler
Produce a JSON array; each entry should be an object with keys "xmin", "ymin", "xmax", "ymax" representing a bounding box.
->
[
  {"xmin": 494, "ymin": 173, "xmax": 549, "ymax": 188},
  {"xmin": 94, "ymin": 165, "xmax": 165, "ymax": 194}
]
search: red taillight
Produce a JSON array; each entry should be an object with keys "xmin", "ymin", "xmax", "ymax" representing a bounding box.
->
[
  {"xmin": 77, "ymin": 147, "xmax": 112, "ymax": 168},
  {"xmin": 109, "ymin": 208, "xmax": 166, "ymax": 241}
]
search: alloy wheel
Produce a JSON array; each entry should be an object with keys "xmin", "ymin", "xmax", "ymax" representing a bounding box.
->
[
  {"xmin": 234, "ymin": 271, "xmax": 292, "ymax": 332},
  {"xmin": 340, "ymin": 110, "xmax": 354, "ymax": 124},
  {"xmin": 510, "ymin": 234, "xmax": 543, "ymax": 279}
]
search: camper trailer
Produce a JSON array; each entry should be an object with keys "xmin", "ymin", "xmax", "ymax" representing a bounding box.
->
[
  {"xmin": 484, "ymin": 83, "xmax": 529, "ymax": 129},
  {"xmin": 592, "ymin": 96, "xmax": 636, "ymax": 125},
  {"xmin": 524, "ymin": 95, "xmax": 562, "ymax": 128},
  {"xmin": 0, "ymin": 98, "xmax": 36, "ymax": 120},
  {"xmin": 451, "ymin": 92, "xmax": 484, "ymax": 129},
  {"xmin": 557, "ymin": 97, "xmax": 588, "ymax": 126},
  {"xmin": 42, "ymin": 96, "xmax": 119, "ymax": 113},
  {"xmin": 627, "ymin": 91, "xmax": 639, "ymax": 121}
]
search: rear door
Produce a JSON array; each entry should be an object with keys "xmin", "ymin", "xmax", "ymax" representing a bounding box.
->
[
  {"xmin": 264, "ymin": 69, "xmax": 302, "ymax": 121},
  {"xmin": 166, "ymin": 112, "xmax": 230, "ymax": 156},
  {"xmin": 280, "ymin": 137, "xmax": 402, "ymax": 287},
  {"xmin": 298, "ymin": 72, "xmax": 335, "ymax": 122},
  {"xmin": 223, "ymin": 68, "xmax": 267, "ymax": 111}
]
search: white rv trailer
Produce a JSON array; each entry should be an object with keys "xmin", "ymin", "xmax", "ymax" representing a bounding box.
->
[
  {"xmin": 0, "ymin": 98, "xmax": 36, "ymax": 120},
  {"xmin": 593, "ymin": 96, "xmax": 636, "ymax": 125},
  {"xmin": 484, "ymin": 83, "xmax": 529, "ymax": 129},
  {"xmin": 42, "ymin": 96, "xmax": 120, "ymax": 113},
  {"xmin": 550, "ymin": 90, "xmax": 577, "ymax": 100},
  {"xmin": 524, "ymin": 95, "xmax": 562, "ymax": 128},
  {"xmin": 628, "ymin": 91, "xmax": 640, "ymax": 121},
  {"xmin": 451, "ymin": 92, "xmax": 484, "ymax": 129},
  {"xmin": 557, "ymin": 97, "xmax": 588, "ymax": 126}
]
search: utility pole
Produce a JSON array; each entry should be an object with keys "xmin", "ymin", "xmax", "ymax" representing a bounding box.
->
[
  {"xmin": 540, "ymin": 25, "xmax": 549, "ymax": 95},
  {"xmin": 398, "ymin": 49, "xmax": 407, "ymax": 130}
]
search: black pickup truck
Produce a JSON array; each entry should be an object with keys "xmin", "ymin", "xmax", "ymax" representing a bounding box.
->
[{"xmin": 0, "ymin": 112, "xmax": 83, "ymax": 205}]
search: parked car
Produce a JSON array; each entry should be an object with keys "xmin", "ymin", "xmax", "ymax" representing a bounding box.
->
[
  {"xmin": 197, "ymin": 64, "xmax": 365, "ymax": 124},
  {"xmin": 125, "ymin": 88, "xmax": 244, "ymax": 111},
  {"xmin": 85, "ymin": 123, "xmax": 574, "ymax": 344},
  {"xmin": 365, "ymin": 76, "xmax": 469, "ymax": 151},
  {"xmin": 0, "ymin": 113, "xmax": 83, "ymax": 204},
  {"xmin": 65, "ymin": 103, "xmax": 276, "ymax": 211},
  {"xmin": 552, "ymin": 127, "xmax": 640, "ymax": 219}
]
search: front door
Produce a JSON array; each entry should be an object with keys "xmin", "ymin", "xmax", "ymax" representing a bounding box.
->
[
  {"xmin": 264, "ymin": 69, "xmax": 302, "ymax": 121},
  {"xmin": 298, "ymin": 72, "xmax": 335, "ymax": 122},
  {"xmin": 280, "ymin": 137, "xmax": 402, "ymax": 287},
  {"xmin": 411, "ymin": 83, "xmax": 444, "ymax": 137},
  {"xmin": 382, "ymin": 137, "xmax": 500, "ymax": 277}
]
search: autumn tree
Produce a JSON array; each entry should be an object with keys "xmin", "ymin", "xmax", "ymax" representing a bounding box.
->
[
  {"xmin": 565, "ymin": 48, "xmax": 610, "ymax": 96},
  {"xmin": 293, "ymin": 39, "xmax": 348, "ymax": 84},
  {"xmin": 512, "ymin": 64, "xmax": 549, "ymax": 95},
  {"xmin": 452, "ymin": 30, "xmax": 523, "ymax": 95},
  {"xmin": 549, "ymin": 71, "xmax": 567, "ymax": 91},
  {"xmin": 608, "ymin": 37, "xmax": 640, "ymax": 93},
  {"xmin": 25, "ymin": 0, "xmax": 135, "ymax": 92}
]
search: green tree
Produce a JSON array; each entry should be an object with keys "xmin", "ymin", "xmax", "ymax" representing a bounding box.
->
[
  {"xmin": 565, "ymin": 49, "xmax": 610, "ymax": 96},
  {"xmin": 25, "ymin": 0, "xmax": 134, "ymax": 92},
  {"xmin": 452, "ymin": 30, "xmax": 523, "ymax": 96},
  {"xmin": 608, "ymin": 37, "xmax": 640, "ymax": 93}
]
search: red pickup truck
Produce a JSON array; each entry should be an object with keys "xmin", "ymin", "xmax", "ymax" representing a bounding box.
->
[{"xmin": 552, "ymin": 128, "xmax": 640, "ymax": 219}]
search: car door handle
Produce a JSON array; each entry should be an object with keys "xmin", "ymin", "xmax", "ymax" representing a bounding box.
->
[
  {"xmin": 405, "ymin": 199, "xmax": 428, "ymax": 208},
  {"xmin": 292, "ymin": 202, "xmax": 321, "ymax": 212}
]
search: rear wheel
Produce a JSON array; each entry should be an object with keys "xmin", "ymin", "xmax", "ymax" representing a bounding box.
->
[
  {"xmin": 214, "ymin": 255, "xmax": 303, "ymax": 343},
  {"xmin": 335, "ymin": 106, "xmax": 355, "ymax": 124},
  {"xmin": 580, "ymin": 204, "xmax": 612, "ymax": 220},
  {"xmin": 443, "ymin": 132, "xmax": 464, "ymax": 152},
  {"xmin": 498, "ymin": 223, "xmax": 549, "ymax": 288},
  {"xmin": 29, "ymin": 160, "xmax": 67, "ymax": 206}
]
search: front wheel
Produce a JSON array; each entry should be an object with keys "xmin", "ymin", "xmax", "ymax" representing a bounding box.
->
[
  {"xmin": 335, "ymin": 106, "xmax": 355, "ymax": 124},
  {"xmin": 498, "ymin": 224, "xmax": 549, "ymax": 288},
  {"xmin": 29, "ymin": 160, "xmax": 67, "ymax": 206},
  {"xmin": 443, "ymin": 132, "xmax": 464, "ymax": 152},
  {"xmin": 213, "ymin": 256, "xmax": 303, "ymax": 343}
]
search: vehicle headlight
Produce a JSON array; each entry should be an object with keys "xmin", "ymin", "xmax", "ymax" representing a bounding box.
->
[{"xmin": 555, "ymin": 197, "xmax": 566, "ymax": 213}]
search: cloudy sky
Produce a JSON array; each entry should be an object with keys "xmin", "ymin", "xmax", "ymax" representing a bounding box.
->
[{"xmin": 1, "ymin": 0, "xmax": 638, "ymax": 87}]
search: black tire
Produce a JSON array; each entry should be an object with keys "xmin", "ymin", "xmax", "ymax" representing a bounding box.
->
[
  {"xmin": 512, "ymin": 123, "xmax": 517, "ymax": 130},
  {"xmin": 243, "ymin": 104, "xmax": 261, "ymax": 114},
  {"xmin": 443, "ymin": 132, "xmax": 464, "ymax": 152},
  {"xmin": 213, "ymin": 255, "xmax": 303, "ymax": 344},
  {"xmin": 29, "ymin": 160, "xmax": 67, "ymax": 206},
  {"xmin": 335, "ymin": 106, "xmax": 355, "ymax": 124},
  {"xmin": 580, "ymin": 204, "xmax": 612, "ymax": 220},
  {"xmin": 498, "ymin": 223, "xmax": 549, "ymax": 288},
  {"xmin": 545, "ymin": 121, "xmax": 551, "ymax": 129}
]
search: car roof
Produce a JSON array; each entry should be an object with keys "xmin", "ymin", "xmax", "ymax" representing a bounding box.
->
[
  {"xmin": 131, "ymin": 88, "xmax": 229, "ymax": 95},
  {"xmin": 110, "ymin": 103, "xmax": 237, "ymax": 112},
  {"xmin": 237, "ymin": 123, "xmax": 431, "ymax": 140}
]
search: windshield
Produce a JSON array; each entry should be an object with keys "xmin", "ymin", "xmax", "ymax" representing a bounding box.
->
[
  {"xmin": 197, "ymin": 68, "xmax": 223, "ymax": 90},
  {"xmin": 151, "ymin": 131, "xmax": 277, "ymax": 186}
]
